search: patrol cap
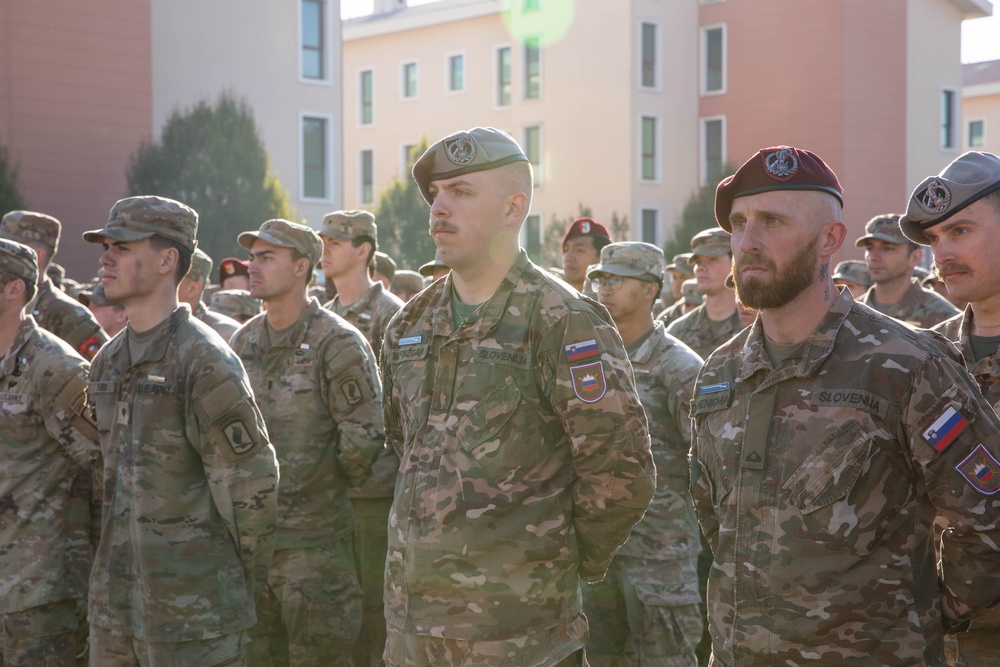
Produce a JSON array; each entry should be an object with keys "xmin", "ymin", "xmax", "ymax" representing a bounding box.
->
[
  {"xmin": 47, "ymin": 262, "xmax": 65, "ymax": 287},
  {"xmin": 83, "ymin": 196, "xmax": 198, "ymax": 251},
  {"xmin": 665, "ymin": 253, "xmax": 694, "ymax": 277},
  {"xmin": 900, "ymin": 151, "xmax": 1000, "ymax": 245},
  {"xmin": 375, "ymin": 251, "xmax": 396, "ymax": 279},
  {"xmin": 715, "ymin": 146, "xmax": 844, "ymax": 232},
  {"xmin": 79, "ymin": 284, "xmax": 122, "ymax": 309},
  {"xmin": 586, "ymin": 242, "xmax": 665, "ymax": 283},
  {"xmin": 320, "ymin": 210, "xmax": 378, "ymax": 244},
  {"xmin": 855, "ymin": 214, "xmax": 908, "ymax": 248},
  {"xmin": 0, "ymin": 210, "xmax": 61, "ymax": 254},
  {"xmin": 831, "ymin": 259, "xmax": 873, "ymax": 287},
  {"xmin": 689, "ymin": 228, "xmax": 732, "ymax": 261},
  {"xmin": 210, "ymin": 289, "xmax": 261, "ymax": 321},
  {"xmin": 219, "ymin": 257, "xmax": 249, "ymax": 283},
  {"xmin": 412, "ymin": 127, "xmax": 529, "ymax": 204},
  {"xmin": 391, "ymin": 269, "xmax": 424, "ymax": 295},
  {"xmin": 0, "ymin": 237, "xmax": 39, "ymax": 287},
  {"xmin": 681, "ymin": 279, "xmax": 703, "ymax": 305},
  {"xmin": 419, "ymin": 253, "xmax": 449, "ymax": 278},
  {"xmin": 562, "ymin": 217, "xmax": 612, "ymax": 248},
  {"xmin": 189, "ymin": 248, "xmax": 214, "ymax": 282},
  {"xmin": 238, "ymin": 218, "xmax": 322, "ymax": 266}
]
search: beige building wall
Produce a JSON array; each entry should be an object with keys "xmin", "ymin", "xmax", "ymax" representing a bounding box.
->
[{"xmin": 963, "ymin": 60, "xmax": 1000, "ymax": 154}]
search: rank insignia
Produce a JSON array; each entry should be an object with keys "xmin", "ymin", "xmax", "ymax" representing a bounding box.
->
[
  {"xmin": 565, "ymin": 339, "xmax": 599, "ymax": 363},
  {"xmin": 570, "ymin": 361, "xmax": 606, "ymax": 403},
  {"xmin": 956, "ymin": 444, "xmax": 1000, "ymax": 495},
  {"xmin": 923, "ymin": 405, "xmax": 969, "ymax": 452}
]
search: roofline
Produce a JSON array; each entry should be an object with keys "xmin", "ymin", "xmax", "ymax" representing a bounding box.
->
[
  {"xmin": 964, "ymin": 81, "xmax": 1000, "ymax": 97},
  {"xmin": 949, "ymin": 0, "xmax": 992, "ymax": 18},
  {"xmin": 344, "ymin": 0, "xmax": 502, "ymax": 40}
]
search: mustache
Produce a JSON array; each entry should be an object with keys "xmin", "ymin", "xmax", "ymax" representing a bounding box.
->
[
  {"xmin": 937, "ymin": 261, "xmax": 971, "ymax": 276},
  {"xmin": 735, "ymin": 253, "xmax": 777, "ymax": 272},
  {"xmin": 430, "ymin": 221, "xmax": 457, "ymax": 235}
]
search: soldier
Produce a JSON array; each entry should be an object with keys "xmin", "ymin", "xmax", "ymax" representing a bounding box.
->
[
  {"xmin": 417, "ymin": 253, "xmax": 449, "ymax": 281},
  {"xmin": 0, "ymin": 211, "xmax": 108, "ymax": 359},
  {"xmin": 654, "ymin": 253, "xmax": 694, "ymax": 327},
  {"xmin": 80, "ymin": 284, "xmax": 128, "ymax": 338},
  {"xmin": 831, "ymin": 258, "xmax": 872, "ymax": 298},
  {"xmin": 219, "ymin": 257, "xmax": 251, "ymax": 291},
  {"xmin": 903, "ymin": 150, "xmax": 1000, "ymax": 667},
  {"xmin": 179, "ymin": 248, "xmax": 241, "ymax": 342},
  {"xmin": 389, "ymin": 270, "xmax": 424, "ymax": 302},
  {"xmin": 374, "ymin": 251, "xmax": 397, "ymax": 290},
  {"xmin": 584, "ymin": 242, "xmax": 704, "ymax": 666},
  {"xmin": 0, "ymin": 238, "xmax": 101, "ymax": 666},
  {"xmin": 381, "ymin": 127, "xmax": 654, "ymax": 667},
  {"xmin": 856, "ymin": 213, "xmax": 959, "ymax": 327},
  {"xmin": 210, "ymin": 288, "xmax": 261, "ymax": 324},
  {"xmin": 691, "ymin": 146, "xmax": 1000, "ymax": 666},
  {"xmin": 665, "ymin": 228, "xmax": 743, "ymax": 360},
  {"xmin": 561, "ymin": 217, "xmax": 612, "ymax": 293},
  {"xmin": 82, "ymin": 196, "xmax": 279, "ymax": 666}
]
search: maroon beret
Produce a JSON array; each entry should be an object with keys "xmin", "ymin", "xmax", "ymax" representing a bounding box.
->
[
  {"xmin": 218, "ymin": 257, "xmax": 250, "ymax": 282},
  {"xmin": 562, "ymin": 217, "xmax": 611, "ymax": 248},
  {"xmin": 715, "ymin": 146, "xmax": 844, "ymax": 232}
]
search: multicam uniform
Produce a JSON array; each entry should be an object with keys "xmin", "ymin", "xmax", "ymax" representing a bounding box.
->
[
  {"xmin": 32, "ymin": 275, "xmax": 108, "ymax": 359},
  {"xmin": 0, "ymin": 317, "xmax": 101, "ymax": 665},
  {"xmin": 859, "ymin": 279, "xmax": 959, "ymax": 328},
  {"xmin": 191, "ymin": 300, "xmax": 240, "ymax": 343},
  {"xmin": 691, "ymin": 290, "xmax": 1000, "ymax": 667},
  {"xmin": 654, "ymin": 300, "xmax": 686, "ymax": 328},
  {"xmin": 666, "ymin": 305, "xmax": 743, "ymax": 360},
  {"xmin": 88, "ymin": 307, "xmax": 278, "ymax": 649},
  {"xmin": 381, "ymin": 251, "xmax": 655, "ymax": 666},
  {"xmin": 583, "ymin": 323, "xmax": 704, "ymax": 667},
  {"xmin": 325, "ymin": 281, "xmax": 404, "ymax": 357},
  {"xmin": 230, "ymin": 298, "xmax": 384, "ymax": 667}
]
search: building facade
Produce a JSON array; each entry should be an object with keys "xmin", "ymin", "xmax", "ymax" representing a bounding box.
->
[{"xmin": 963, "ymin": 59, "xmax": 1000, "ymax": 154}]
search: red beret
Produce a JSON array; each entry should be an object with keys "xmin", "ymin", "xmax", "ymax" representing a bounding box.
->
[
  {"xmin": 562, "ymin": 217, "xmax": 611, "ymax": 248},
  {"xmin": 218, "ymin": 257, "xmax": 250, "ymax": 281},
  {"xmin": 715, "ymin": 146, "xmax": 844, "ymax": 232}
]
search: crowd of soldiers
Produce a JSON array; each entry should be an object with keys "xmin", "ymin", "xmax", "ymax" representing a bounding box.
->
[{"xmin": 3, "ymin": 127, "xmax": 1000, "ymax": 667}]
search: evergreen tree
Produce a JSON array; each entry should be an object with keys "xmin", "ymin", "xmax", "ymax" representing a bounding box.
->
[
  {"xmin": 662, "ymin": 167, "xmax": 733, "ymax": 261},
  {"xmin": 376, "ymin": 140, "xmax": 437, "ymax": 270}
]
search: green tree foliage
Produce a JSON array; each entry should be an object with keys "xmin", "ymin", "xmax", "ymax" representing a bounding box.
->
[
  {"xmin": 541, "ymin": 205, "xmax": 628, "ymax": 269},
  {"xmin": 376, "ymin": 139, "xmax": 437, "ymax": 271},
  {"xmin": 0, "ymin": 137, "xmax": 26, "ymax": 214},
  {"xmin": 662, "ymin": 167, "xmax": 733, "ymax": 261},
  {"xmin": 126, "ymin": 93, "xmax": 293, "ymax": 264}
]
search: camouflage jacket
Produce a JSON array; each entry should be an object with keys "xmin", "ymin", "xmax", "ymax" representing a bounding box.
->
[
  {"xmin": 934, "ymin": 308, "xmax": 1000, "ymax": 411},
  {"xmin": 381, "ymin": 251, "xmax": 654, "ymax": 642},
  {"xmin": 88, "ymin": 307, "xmax": 278, "ymax": 642},
  {"xmin": 666, "ymin": 303, "xmax": 743, "ymax": 360},
  {"xmin": 691, "ymin": 290, "xmax": 1000, "ymax": 667},
  {"xmin": 0, "ymin": 316, "xmax": 101, "ymax": 614},
  {"xmin": 32, "ymin": 275, "xmax": 108, "ymax": 359},
  {"xmin": 192, "ymin": 300, "xmax": 240, "ymax": 344},
  {"xmin": 654, "ymin": 299, "xmax": 686, "ymax": 329},
  {"xmin": 860, "ymin": 279, "xmax": 959, "ymax": 329},
  {"xmin": 230, "ymin": 298, "xmax": 384, "ymax": 549}
]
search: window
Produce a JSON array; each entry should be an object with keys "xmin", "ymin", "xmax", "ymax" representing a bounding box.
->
[
  {"xmin": 641, "ymin": 209, "xmax": 659, "ymax": 244},
  {"xmin": 969, "ymin": 119, "xmax": 985, "ymax": 149},
  {"xmin": 496, "ymin": 46, "xmax": 512, "ymax": 107},
  {"xmin": 302, "ymin": 116, "xmax": 329, "ymax": 200},
  {"xmin": 447, "ymin": 54, "xmax": 465, "ymax": 92},
  {"xmin": 402, "ymin": 61, "xmax": 418, "ymax": 99},
  {"xmin": 359, "ymin": 69, "xmax": 374, "ymax": 125},
  {"xmin": 524, "ymin": 36, "xmax": 541, "ymax": 99},
  {"xmin": 941, "ymin": 88, "xmax": 957, "ymax": 150},
  {"xmin": 523, "ymin": 126, "xmax": 541, "ymax": 186},
  {"xmin": 701, "ymin": 25, "xmax": 726, "ymax": 94},
  {"xmin": 641, "ymin": 116, "xmax": 658, "ymax": 181},
  {"xmin": 524, "ymin": 214, "xmax": 543, "ymax": 262},
  {"xmin": 301, "ymin": 0, "xmax": 325, "ymax": 80},
  {"xmin": 360, "ymin": 150, "xmax": 374, "ymax": 204},
  {"xmin": 640, "ymin": 22, "xmax": 658, "ymax": 89},
  {"xmin": 701, "ymin": 116, "xmax": 725, "ymax": 185}
]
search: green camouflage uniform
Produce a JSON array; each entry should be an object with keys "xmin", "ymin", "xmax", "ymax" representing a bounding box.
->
[
  {"xmin": 32, "ymin": 275, "xmax": 108, "ymax": 360},
  {"xmin": 325, "ymin": 281, "xmax": 404, "ymax": 358},
  {"xmin": 654, "ymin": 300, "xmax": 686, "ymax": 328},
  {"xmin": 583, "ymin": 322, "xmax": 704, "ymax": 667},
  {"xmin": 859, "ymin": 279, "xmax": 959, "ymax": 329},
  {"xmin": 691, "ymin": 290, "xmax": 1000, "ymax": 667},
  {"xmin": 191, "ymin": 300, "xmax": 240, "ymax": 343},
  {"xmin": 381, "ymin": 251, "xmax": 655, "ymax": 665},
  {"xmin": 665, "ymin": 305, "xmax": 743, "ymax": 361}
]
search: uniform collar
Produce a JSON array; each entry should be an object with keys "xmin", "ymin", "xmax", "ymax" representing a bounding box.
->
[
  {"xmin": 247, "ymin": 297, "xmax": 322, "ymax": 351},
  {"xmin": 429, "ymin": 251, "xmax": 532, "ymax": 340},
  {"xmin": 337, "ymin": 281, "xmax": 383, "ymax": 316},
  {"xmin": 0, "ymin": 316, "xmax": 38, "ymax": 378},
  {"xmin": 628, "ymin": 321, "xmax": 665, "ymax": 365}
]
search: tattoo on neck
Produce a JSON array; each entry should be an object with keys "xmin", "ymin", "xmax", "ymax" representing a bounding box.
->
[{"xmin": 819, "ymin": 262, "xmax": 829, "ymax": 281}]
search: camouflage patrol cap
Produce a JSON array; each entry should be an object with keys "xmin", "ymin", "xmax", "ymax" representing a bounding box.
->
[
  {"xmin": 412, "ymin": 127, "xmax": 529, "ymax": 204},
  {"xmin": 0, "ymin": 237, "xmax": 39, "ymax": 286},
  {"xmin": 79, "ymin": 284, "xmax": 122, "ymax": 309},
  {"xmin": 209, "ymin": 289, "xmax": 261, "ymax": 322},
  {"xmin": 419, "ymin": 253, "xmax": 450, "ymax": 278},
  {"xmin": 375, "ymin": 251, "xmax": 396, "ymax": 279},
  {"xmin": 587, "ymin": 242, "xmax": 665, "ymax": 283},
  {"xmin": 189, "ymin": 248, "xmax": 214, "ymax": 282},
  {"xmin": 83, "ymin": 196, "xmax": 198, "ymax": 251},
  {"xmin": 665, "ymin": 253, "xmax": 695, "ymax": 277},
  {"xmin": 855, "ymin": 213, "xmax": 907, "ymax": 247},
  {"xmin": 0, "ymin": 210, "xmax": 61, "ymax": 254},
  {"xmin": 689, "ymin": 228, "xmax": 732, "ymax": 261},
  {"xmin": 391, "ymin": 269, "xmax": 424, "ymax": 295},
  {"xmin": 320, "ymin": 210, "xmax": 378, "ymax": 244},
  {"xmin": 832, "ymin": 259, "xmax": 873, "ymax": 287},
  {"xmin": 901, "ymin": 151, "xmax": 1000, "ymax": 245},
  {"xmin": 238, "ymin": 218, "xmax": 322, "ymax": 265},
  {"xmin": 681, "ymin": 278, "xmax": 703, "ymax": 305}
]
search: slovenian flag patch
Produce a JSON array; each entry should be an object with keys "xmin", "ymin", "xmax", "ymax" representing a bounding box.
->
[
  {"xmin": 565, "ymin": 339, "xmax": 600, "ymax": 362},
  {"xmin": 923, "ymin": 406, "xmax": 969, "ymax": 452}
]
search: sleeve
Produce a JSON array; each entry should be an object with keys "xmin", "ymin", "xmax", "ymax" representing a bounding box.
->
[
  {"xmin": 380, "ymin": 345, "xmax": 405, "ymax": 460},
  {"xmin": 541, "ymin": 306, "xmax": 655, "ymax": 582}
]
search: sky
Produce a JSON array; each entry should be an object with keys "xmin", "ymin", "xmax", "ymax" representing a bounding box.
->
[{"xmin": 341, "ymin": 0, "xmax": 1000, "ymax": 64}]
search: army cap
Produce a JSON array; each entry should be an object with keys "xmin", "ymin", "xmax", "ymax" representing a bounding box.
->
[
  {"xmin": 320, "ymin": 210, "xmax": 378, "ymax": 243},
  {"xmin": 391, "ymin": 269, "xmax": 424, "ymax": 294},
  {"xmin": 79, "ymin": 284, "xmax": 122, "ymax": 309},
  {"xmin": 83, "ymin": 196, "xmax": 198, "ymax": 251},
  {"xmin": 0, "ymin": 210, "xmax": 61, "ymax": 254},
  {"xmin": 210, "ymin": 289, "xmax": 261, "ymax": 321},
  {"xmin": 665, "ymin": 253, "xmax": 695, "ymax": 277},
  {"xmin": 689, "ymin": 228, "xmax": 732, "ymax": 261},
  {"xmin": 587, "ymin": 242, "xmax": 665, "ymax": 283},
  {"xmin": 901, "ymin": 151, "xmax": 1000, "ymax": 245},
  {"xmin": 563, "ymin": 217, "xmax": 612, "ymax": 248},
  {"xmin": 412, "ymin": 127, "xmax": 529, "ymax": 204},
  {"xmin": 219, "ymin": 257, "xmax": 249, "ymax": 283},
  {"xmin": 238, "ymin": 218, "xmax": 322, "ymax": 265},
  {"xmin": 189, "ymin": 248, "xmax": 214, "ymax": 282},
  {"xmin": 419, "ymin": 253, "xmax": 449, "ymax": 277},
  {"xmin": 832, "ymin": 259, "xmax": 873, "ymax": 287},
  {"xmin": 681, "ymin": 279, "xmax": 703, "ymax": 305},
  {"xmin": 0, "ymin": 237, "xmax": 39, "ymax": 286},
  {"xmin": 855, "ymin": 213, "xmax": 907, "ymax": 248},
  {"xmin": 375, "ymin": 251, "xmax": 396, "ymax": 279}
]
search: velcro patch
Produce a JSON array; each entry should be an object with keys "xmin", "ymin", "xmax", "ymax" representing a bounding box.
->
[
  {"xmin": 341, "ymin": 378, "xmax": 363, "ymax": 406},
  {"xmin": 565, "ymin": 339, "xmax": 599, "ymax": 363},
  {"xmin": 956, "ymin": 444, "xmax": 1000, "ymax": 495},
  {"xmin": 399, "ymin": 335, "xmax": 425, "ymax": 346},
  {"xmin": 222, "ymin": 419, "xmax": 255, "ymax": 455},
  {"xmin": 570, "ymin": 361, "xmax": 606, "ymax": 403},
  {"xmin": 811, "ymin": 388, "xmax": 888, "ymax": 419},
  {"xmin": 923, "ymin": 406, "xmax": 969, "ymax": 453}
]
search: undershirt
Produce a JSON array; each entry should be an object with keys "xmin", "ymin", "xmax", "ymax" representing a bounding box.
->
[
  {"xmin": 970, "ymin": 332, "xmax": 1000, "ymax": 363},
  {"xmin": 763, "ymin": 332, "xmax": 807, "ymax": 368}
]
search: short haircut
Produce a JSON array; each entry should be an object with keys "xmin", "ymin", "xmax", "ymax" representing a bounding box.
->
[
  {"xmin": 493, "ymin": 161, "xmax": 533, "ymax": 224},
  {"xmin": 0, "ymin": 268, "xmax": 37, "ymax": 304},
  {"xmin": 351, "ymin": 235, "xmax": 378, "ymax": 272},
  {"xmin": 149, "ymin": 235, "xmax": 193, "ymax": 286}
]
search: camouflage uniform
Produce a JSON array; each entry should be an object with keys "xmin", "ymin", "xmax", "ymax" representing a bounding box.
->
[
  {"xmin": 665, "ymin": 305, "xmax": 742, "ymax": 362},
  {"xmin": 325, "ymin": 282, "xmax": 403, "ymax": 358},
  {"xmin": 210, "ymin": 289, "xmax": 261, "ymax": 324},
  {"xmin": 381, "ymin": 250, "xmax": 655, "ymax": 665},
  {"xmin": 192, "ymin": 300, "xmax": 240, "ymax": 343},
  {"xmin": 691, "ymin": 290, "xmax": 1000, "ymax": 667},
  {"xmin": 859, "ymin": 279, "xmax": 959, "ymax": 328},
  {"xmin": 583, "ymin": 322, "xmax": 704, "ymax": 667},
  {"xmin": 654, "ymin": 300, "xmax": 686, "ymax": 328}
]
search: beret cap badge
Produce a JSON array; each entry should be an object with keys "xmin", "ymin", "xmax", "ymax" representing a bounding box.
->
[
  {"xmin": 916, "ymin": 178, "xmax": 952, "ymax": 215},
  {"xmin": 763, "ymin": 148, "xmax": 799, "ymax": 181},
  {"xmin": 445, "ymin": 134, "xmax": 477, "ymax": 166}
]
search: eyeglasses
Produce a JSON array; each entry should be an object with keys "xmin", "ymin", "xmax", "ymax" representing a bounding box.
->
[{"xmin": 590, "ymin": 275, "xmax": 625, "ymax": 291}]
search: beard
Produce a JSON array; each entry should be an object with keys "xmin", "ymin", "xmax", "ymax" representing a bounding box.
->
[{"xmin": 734, "ymin": 234, "xmax": 820, "ymax": 310}]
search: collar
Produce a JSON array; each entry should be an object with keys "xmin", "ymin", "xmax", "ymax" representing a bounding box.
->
[
  {"xmin": 339, "ymin": 282, "xmax": 384, "ymax": 316},
  {"xmin": 124, "ymin": 307, "xmax": 188, "ymax": 367},
  {"xmin": 248, "ymin": 297, "xmax": 322, "ymax": 351},
  {"xmin": 628, "ymin": 321, "xmax": 665, "ymax": 365}
]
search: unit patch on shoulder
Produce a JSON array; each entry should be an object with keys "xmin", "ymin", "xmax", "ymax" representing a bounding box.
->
[
  {"xmin": 922, "ymin": 405, "xmax": 969, "ymax": 453},
  {"xmin": 570, "ymin": 361, "xmax": 606, "ymax": 403},
  {"xmin": 956, "ymin": 444, "xmax": 1000, "ymax": 495},
  {"xmin": 341, "ymin": 378, "xmax": 363, "ymax": 406},
  {"xmin": 223, "ymin": 419, "xmax": 255, "ymax": 455},
  {"xmin": 565, "ymin": 339, "xmax": 599, "ymax": 363}
]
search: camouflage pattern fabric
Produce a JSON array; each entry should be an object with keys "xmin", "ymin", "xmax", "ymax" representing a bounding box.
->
[
  {"xmin": 31, "ymin": 275, "xmax": 108, "ymax": 360},
  {"xmin": 89, "ymin": 624, "xmax": 249, "ymax": 666},
  {"xmin": 0, "ymin": 598, "xmax": 79, "ymax": 666},
  {"xmin": 654, "ymin": 299, "xmax": 686, "ymax": 329},
  {"xmin": 192, "ymin": 301, "xmax": 241, "ymax": 344},
  {"xmin": 324, "ymin": 281, "xmax": 403, "ymax": 359},
  {"xmin": 859, "ymin": 279, "xmax": 959, "ymax": 328},
  {"xmin": 665, "ymin": 305, "xmax": 743, "ymax": 361},
  {"xmin": 691, "ymin": 290, "xmax": 1000, "ymax": 667},
  {"xmin": 381, "ymin": 251, "xmax": 654, "ymax": 651},
  {"xmin": 88, "ymin": 307, "xmax": 278, "ymax": 642}
]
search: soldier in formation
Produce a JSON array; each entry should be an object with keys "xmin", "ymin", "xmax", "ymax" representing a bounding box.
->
[{"xmin": 178, "ymin": 247, "xmax": 241, "ymax": 342}]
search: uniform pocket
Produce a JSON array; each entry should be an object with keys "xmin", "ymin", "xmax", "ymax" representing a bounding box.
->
[{"xmin": 455, "ymin": 375, "xmax": 528, "ymax": 481}]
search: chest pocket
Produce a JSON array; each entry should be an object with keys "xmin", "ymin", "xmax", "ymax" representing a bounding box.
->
[
  {"xmin": 89, "ymin": 380, "xmax": 120, "ymax": 433},
  {"xmin": 455, "ymin": 375, "xmax": 533, "ymax": 482}
]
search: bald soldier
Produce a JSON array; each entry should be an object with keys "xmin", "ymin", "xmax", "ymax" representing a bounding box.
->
[
  {"xmin": 179, "ymin": 248, "xmax": 241, "ymax": 342},
  {"xmin": 381, "ymin": 127, "xmax": 654, "ymax": 667},
  {"xmin": 0, "ymin": 211, "xmax": 108, "ymax": 359},
  {"xmin": 691, "ymin": 146, "xmax": 1000, "ymax": 667}
]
